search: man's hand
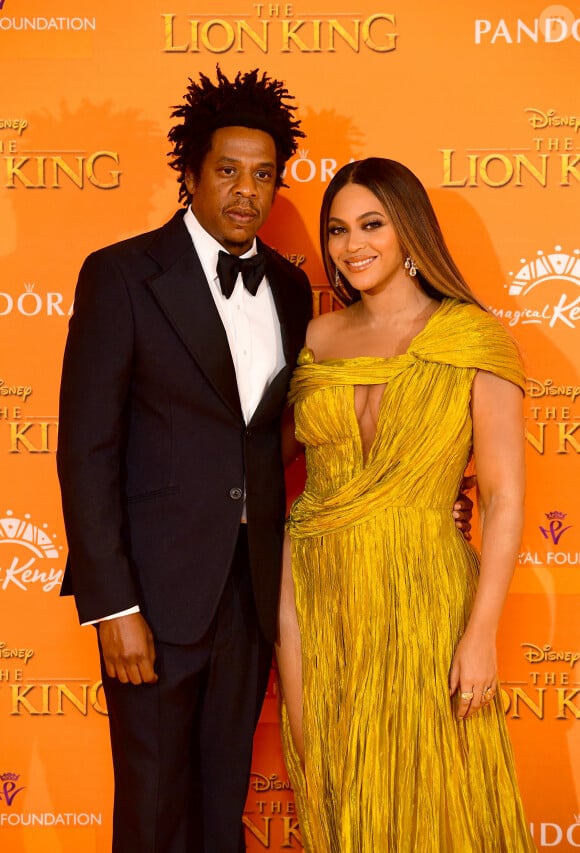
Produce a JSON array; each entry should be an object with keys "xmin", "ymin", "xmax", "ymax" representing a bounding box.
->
[
  {"xmin": 98, "ymin": 612, "xmax": 158, "ymax": 685},
  {"xmin": 453, "ymin": 474, "xmax": 476, "ymax": 541}
]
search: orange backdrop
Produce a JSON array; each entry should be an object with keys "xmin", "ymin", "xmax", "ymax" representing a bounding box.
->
[{"xmin": 1, "ymin": 0, "xmax": 579, "ymax": 849}]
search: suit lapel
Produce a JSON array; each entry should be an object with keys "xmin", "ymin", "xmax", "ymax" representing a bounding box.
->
[
  {"xmin": 260, "ymin": 239, "xmax": 304, "ymax": 365},
  {"xmin": 145, "ymin": 212, "xmax": 242, "ymax": 419},
  {"xmin": 144, "ymin": 218, "xmax": 302, "ymax": 425},
  {"xmin": 249, "ymin": 240, "xmax": 302, "ymax": 425}
]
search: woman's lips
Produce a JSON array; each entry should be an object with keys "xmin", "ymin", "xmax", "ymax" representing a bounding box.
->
[{"xmin": 344, "ymin": 256, "xmax": 376, "ymax": 272}]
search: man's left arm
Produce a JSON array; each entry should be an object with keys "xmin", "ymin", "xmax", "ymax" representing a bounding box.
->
[{"xmin": 57, "ymin": 249, "xmax": 141, "ymax": 623}]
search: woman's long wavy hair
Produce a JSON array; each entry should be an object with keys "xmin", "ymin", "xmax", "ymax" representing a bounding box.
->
[{"xmin": 320, "ymin": 158, "xmax": 486, "ymax": 310}]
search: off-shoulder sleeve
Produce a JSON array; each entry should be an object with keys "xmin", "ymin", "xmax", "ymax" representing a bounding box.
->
[{"xmin": 411, "ymin": 299, "xmax": 526, "ymax": 392}]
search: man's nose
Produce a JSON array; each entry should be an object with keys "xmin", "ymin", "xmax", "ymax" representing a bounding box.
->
[{"xmin": 234, "ymin": 172, "xmax": 258, "ymax": 197}]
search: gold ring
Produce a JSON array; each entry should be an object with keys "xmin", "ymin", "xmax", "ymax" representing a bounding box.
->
[{"xmin": 460, "ymin": 691, "xmax": 474, "ymax": 701}]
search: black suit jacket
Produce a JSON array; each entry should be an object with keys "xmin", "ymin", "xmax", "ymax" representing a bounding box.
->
[{"xmin": 57, "ymin": 210, "xmax": 312, "ymax": 645}]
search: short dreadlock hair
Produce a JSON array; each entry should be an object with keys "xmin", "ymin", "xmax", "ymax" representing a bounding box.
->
[{"xmin": 168, "ymin": 66, "xmax": 304, "ymax": 204}]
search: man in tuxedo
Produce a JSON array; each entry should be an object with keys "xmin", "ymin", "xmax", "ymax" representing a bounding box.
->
[{"xmin": 57, "ymin": 67, "xmax": 312, "ymax": 852}]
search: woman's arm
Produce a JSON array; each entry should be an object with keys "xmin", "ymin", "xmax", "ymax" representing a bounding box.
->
[
  {"xmin": 275, "ymin": 533, "xmax": 305, "ymax": 763},
  {"xmin": 449, "ymin": 369, "xmax": 525, "ymax": 719}
]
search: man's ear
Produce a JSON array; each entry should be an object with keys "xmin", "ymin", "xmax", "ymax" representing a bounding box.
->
[{"xmin": 184, "ymin": 168, "xmax": 196, "ymax": 196}]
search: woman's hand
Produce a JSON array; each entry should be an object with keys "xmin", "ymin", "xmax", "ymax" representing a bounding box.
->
[{"xmin": 449, "ymin": 628, "xmax": 498, "ymax": 720}]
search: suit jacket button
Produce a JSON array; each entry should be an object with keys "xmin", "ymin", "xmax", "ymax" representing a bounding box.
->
[{"xmin": 229, "ymin": 487, "xmax": 243, "ymax": 501}]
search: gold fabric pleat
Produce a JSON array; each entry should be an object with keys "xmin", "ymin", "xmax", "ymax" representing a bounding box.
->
[{"xmin": 282, "ymin": 299, "xmax": 535, "ymax": 852}]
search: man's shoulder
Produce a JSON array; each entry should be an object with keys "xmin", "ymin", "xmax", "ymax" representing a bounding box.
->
[
  {"xmin": 259, "ymin": 241, "xmax": 311, "ymax": 289},
  {"xmin": 86, "ymin": 210, "xmax": 188, "ymax": 263}
]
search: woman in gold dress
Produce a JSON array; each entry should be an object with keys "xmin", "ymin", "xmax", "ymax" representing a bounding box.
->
[{"xmin": 276, "ymin": 158, "xmax": 535, "ymax": 851}]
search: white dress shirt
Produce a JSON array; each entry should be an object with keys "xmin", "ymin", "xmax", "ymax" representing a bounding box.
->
[{"xmin": 85, "ymin": 207, "xmax": 284, "ymax": 625}]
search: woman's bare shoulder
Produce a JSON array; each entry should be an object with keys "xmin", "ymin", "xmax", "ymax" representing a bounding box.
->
[{"xmin": 305, "ymin": 307, "xmax": 351, "ymax": 357}]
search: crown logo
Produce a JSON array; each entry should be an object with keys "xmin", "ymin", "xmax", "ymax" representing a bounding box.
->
[
  {"xmin": 0, "ymin": 510, "xmax": 60, "ymax": 560},
  {"xmin": 297, "ymin": 148, "xmax": 309, "ymax": 159},
  {"xmin": 24, "ymin": 283, "xmax": 35, "ymax": 293},
  {"xmin": 0, "ymin": 772, "xmax": 20, "ymax": 782},
  {"xmin": 545, "ymin": 510, "xmax": 566, "ymax": 520},
  {"xmin": 507, "ymin": 246, "xmax": 580, "ymax": 296}
]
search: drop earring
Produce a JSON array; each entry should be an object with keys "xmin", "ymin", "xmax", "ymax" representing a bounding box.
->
[
  {"xmin": 404, "ymin": 256, "xmax": 417, "ymax": 277},
  {"xmin": 335, "ymin": 266, "xmax": 341, "ymax": 287}
]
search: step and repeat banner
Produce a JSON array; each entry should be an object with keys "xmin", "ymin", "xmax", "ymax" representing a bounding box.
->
[{"xmin": 1, "ymin": 0, "xmax": 579, "ymax": 849}]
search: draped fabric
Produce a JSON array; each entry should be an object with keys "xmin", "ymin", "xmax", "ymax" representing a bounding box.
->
[{"xmin": 281, "ymin": 299, "xmax": 535, "ymax": 852}]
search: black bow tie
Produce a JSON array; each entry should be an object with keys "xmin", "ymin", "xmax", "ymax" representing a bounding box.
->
[{"xmin": 216, "ymin": 250, "xmax": 266, "ymax": 298}]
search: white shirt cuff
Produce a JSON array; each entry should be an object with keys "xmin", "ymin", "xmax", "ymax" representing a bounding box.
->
[{"xmin": 81, "ymin": 605, "xmax": 140, "ymax": 626}]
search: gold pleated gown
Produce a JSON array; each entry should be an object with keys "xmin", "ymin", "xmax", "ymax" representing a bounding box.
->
[{"xmin": 282, "ymin": 299, "xmax": 536, "ymax": 852}]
